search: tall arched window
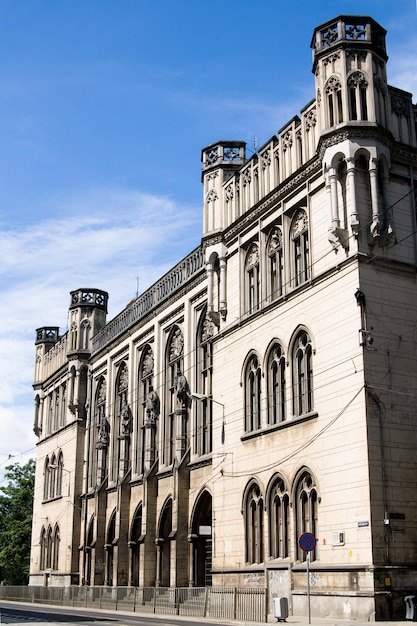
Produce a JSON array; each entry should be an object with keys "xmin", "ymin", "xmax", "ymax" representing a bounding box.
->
[
  {"xmin": 60, "ymin": 384, "xmax": 66, "ymax": 428},
  {"xmin": 293, "ymin": 330, "xmax": 313, "ymax": 416},
  {"xmin": 325, "ymin": 75, "xmax": 343, "ymax": 126},
  {"xmin": 53, "ymin": 390, "xmax": 59, "ymax": 432},
  {"xmin": 245, "ymin": 355, "xmax": 262, "ymax": 432},
  {"xmin": 91, "ymin": 376, "xmax": 107, "ymax": 488},
  {"xmin": 245, "ymin": 482, "xmax": 264, "ymax": 564},
  {"xmin": 295, "ymin": 470, "xmax": 318, "ymax": 562},
  {"xmin": 267, "ymin": 343, "xmax": 286, "ymax": 425},
  {"xmin": 56, "ymin": 450, "xmax": 63, "ymax": 497},
  {"xmin": 137, "ymin": 345, "xmax": 154, "ymax": 474},
  {"xmin": 49, "ymin": 454, "xmax": 56, "ymax": 499},
  {"xmin": 52, "ymin": 525, "xmax": 60, "ymax": 570},
  {"xmin": 165, "ymin": 327, "xmax": 184, "ymax": 466},
  {"xmin": 267, "ymin": 227, "xmax": 283, "ymax": 301},
  {"xmin": 195, "ymin": 311, "xmax": 213, "ymax": 455},
  {"xmin": 245, "ymin": 243, "xmax": 260, "ymax": 314},
  {"xmin": 269, "ymin": 476, "xmax": 290, "ymax": 559},
  {"xmin": 291, "ymin": 210, "xmax": 310, "ymax": 287},
  {"xmin": 46, "ymin": 526, "xmax": 53, "ymax": 569},
  {"xmin": 130, "ymin": 504, "xmax": 143, "ymax": 587},
  {"xmin": 105, "ymin": 510, "xmax": 116, "ymax": 586},
  {"xmin": 348, "ymin": 71, "xmax": 368, "ymax": 121},
  {"xmin": 43, "ymin": 457, "xmax": 50, "ymax": 501},
  {"xmin": 113, "ymin": 362, "xmax": 130, "ymax": 480},
  {"xmin": 40, "ymin": 527, "xmax": 47, "ymax": 570}
]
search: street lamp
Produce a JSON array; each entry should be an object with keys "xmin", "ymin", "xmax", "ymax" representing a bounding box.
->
[{"xmin": 189, "ymin": 393, "xmax": 225, "ymax": 444}]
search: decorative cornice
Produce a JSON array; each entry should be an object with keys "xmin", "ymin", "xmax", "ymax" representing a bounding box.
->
[{"xmin": 225, "ymin": 158, "xmax": 321, "ymax": 243}]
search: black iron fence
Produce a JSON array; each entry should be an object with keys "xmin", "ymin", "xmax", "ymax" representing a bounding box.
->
[{"xmin": 0, "ymin": 586, "xmax": 268, "ymax": 622}]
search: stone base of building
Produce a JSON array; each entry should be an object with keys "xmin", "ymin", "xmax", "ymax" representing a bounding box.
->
[
  {"xmin": 211, "ymin": 564, "xmax": 417, "ymax": 621},
  {"xmin": 29, "ymin": 573, "xmax": 78, "ymax": 587}
]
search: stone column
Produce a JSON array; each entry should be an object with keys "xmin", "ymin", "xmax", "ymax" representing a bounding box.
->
[
  {"xmin": 369, "ymin": 158, "xmax": 380, "ymax": 241},
  {"xmin": 188, "ymin": 534, "xmax": 197, "ymax": 587},
  {"xmin": 206, "ymin": 262, "xmax": 214, "ymax": 313},
  {"xmin": 329, "ymin": 166, "xmax": 340, "ymax": 228},
  {"xmin": 219, "ymin": 257, "xmax": 227, "ymax": 318},
  {"xmin": 346, "ymin": 157, "xmax": 359, "ymax": 235}
]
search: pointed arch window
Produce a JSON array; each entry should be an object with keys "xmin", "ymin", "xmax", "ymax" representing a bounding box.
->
[
  {"xmin": 105, "ymin": 510, "xmax": 116, "ymax": 586},
  {"xmin": 137, "ymin": 345, "xmax": 154, "ymax": 474},
  {"xmin": 348, "ymin": 71, "xmax": 368, "ymax": 121},
  {"xmin": 52, "ymin": 525, "xmax": 60, "ymax": 570},
  {"xmin": 43, "ymin": 457, "xmax": 50, "ymax": 501},
  {"xmin": 295, "ymin": 471, "xmax": 318, "ymax": 562},
  {"xmin": 46, "ymin": 526, "xmax": 53, "ymax": 569},
  {"xmin": 325, "ymin": 75, "xmax": 343, "ymax": 126},
  {"xmin": 269, "ymin": 476, "xmax": 289, "ymax": 558},
  {"xmin": 90, "ymin": 376, "xmax": 107, "ymax": 488},
  {"xmin": 40, "ymin": 527, "xmax": 47, "ymax": 570},
  {"xmin": 293, "ymin": 330, "xmax": 313, "ymax": 416},
  {"xmin": 112, "ymin": 362, "xmax": 130, "ymax": 481},
  {"xmin": 245, "ymin": 243, "xmax": 260, "ymax": 314},
  {"xmin": 268, "ymin": 343, "xmax": 286, "ymax": 425},
  {"xmin": 130, "ymin": 504, "xmax": 143, "ymax": 587},
  {"xmin": 245, "ymin": 482, "xmax": 264, "ymax": 564},
  {"xmin": 49, "ymin": 454, "xmax": 56, "ymax": 499},
  {"xmin": 195, "ymin": 311, "xmax": 213, "ymax": 455},
  {"xmin": 56, "ymin": 451, "xmax": 63, "ymax": 497},
  {"xmin": 245, "ymin": 355, "xmax": 262, "ymax": 432},
  {"xmin": 60, "ymin": 384, "xmax": 66, "ymax": 428},
  {"xmin": 267, "ymin": 227, "xmax": 283, "ymax": 301},
  {"xmin": 291, "ymin": 210, "xmax": 310, "ymax": 287},
  {"xmin": 165, "ymin": 327, "xmax": 184, "ymax": 466}
]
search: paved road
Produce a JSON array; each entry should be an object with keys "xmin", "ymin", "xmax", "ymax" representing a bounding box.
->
[
  {"xmin": 0, "ymin": 602, "xmax": 226, "ymax": 626},
  {"xmin": 0, "ymin": 601, "xmax": 412, "ymax": 626}
]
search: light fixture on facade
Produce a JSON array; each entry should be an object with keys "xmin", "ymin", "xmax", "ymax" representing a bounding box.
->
[{"xmin": 189, "ymin": 392, "xmax": 225, "ymax": 444}]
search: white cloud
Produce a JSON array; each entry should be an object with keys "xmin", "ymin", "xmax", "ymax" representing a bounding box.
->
[
  {"xmin": 0, "ymin": 186, "xmax": 202, "ymax": 474},
  {"xmin": 389, "ymin": 52, "xmax": 417, "ymax": 98}
]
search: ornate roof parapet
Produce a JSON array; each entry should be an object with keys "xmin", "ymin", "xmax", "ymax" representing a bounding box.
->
[
  {"xmin": 69, "ymin": 288, "xmax": 108, "ymax": 312},
  {"xmin": 311, "ymin": 15, "xmax": 387, "ymax": 73},
  {"xmin": 201, "ymin": 141, "xmax": 246, "ymax": 176},
  {"xmin": 92, "ymin": 246, "xmax": 204, "ymax": 355},
  {"xmin": 35, "ymin": 326, "xmax": 60, "ymax": 346}
]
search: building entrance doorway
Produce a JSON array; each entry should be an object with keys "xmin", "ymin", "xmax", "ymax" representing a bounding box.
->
[{"xmin": 192, "ymin": 490, "xmax": 212, "ymax": 586}]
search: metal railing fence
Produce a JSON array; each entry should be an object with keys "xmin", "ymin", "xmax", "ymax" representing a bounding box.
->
[{"xmin": 0, "ymin": 585, "xmax": 267, "ymax": 622}]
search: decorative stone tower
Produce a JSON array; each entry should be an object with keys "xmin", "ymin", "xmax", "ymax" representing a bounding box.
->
[
  {"xmin": 201, "ymin": 141, "xmax": 246, "ymax": 323},
  {"xmin": 312, "ymin": 16, "xmax": 388, "ymax": 134},
  {"xmin": 311, "ymin": 16, "xmax": 405, "ymax": 251},
  {"xmin": 67, "ymin": 288, "xmax": 108, "ymax": 420}
]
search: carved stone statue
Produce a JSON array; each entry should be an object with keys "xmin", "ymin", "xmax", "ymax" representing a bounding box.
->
[
  {"xmin": 120, "ymin": 403, "xmax": 132, "ymax": 436},
  {"xmin": 96, "ymin": 411, "xmax": 109, "ymax": 449},
  {"xmin": 175, "ymin": 369, "xmax": 188, "ymax": 408},
  {"xmin": 146, "ymin": 387, "xmax": 159, "ymax": 422}
]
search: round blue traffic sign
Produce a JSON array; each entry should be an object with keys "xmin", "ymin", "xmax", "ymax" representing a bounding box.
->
[{"xmin": 299, "ymin": 532, "xmax": 316, "ymax": 552}]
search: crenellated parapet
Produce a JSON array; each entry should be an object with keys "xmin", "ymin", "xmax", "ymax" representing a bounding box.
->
[{"xmin": 69, "ymin": 288, "xmax": 108, "ymax": 312}]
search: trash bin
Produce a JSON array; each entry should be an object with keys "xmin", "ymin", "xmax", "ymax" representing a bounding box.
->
[
  {"xmin": 405, "ymin": 595, "xmax": 415, "ymax": 620},
  {"xmin": 273, "ymin": 597, "xmax": 289, "ymax": 622}
]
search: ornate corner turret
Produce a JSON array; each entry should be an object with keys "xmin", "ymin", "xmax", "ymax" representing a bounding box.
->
[{"xmin": 68, "ymin": 288, "xmax": 108, "ymax": 356}]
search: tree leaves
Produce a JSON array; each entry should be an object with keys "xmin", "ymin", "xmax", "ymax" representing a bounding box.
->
[{"xmin": 0, "ymin": 459, "xmax": 35, "ymax": 585}]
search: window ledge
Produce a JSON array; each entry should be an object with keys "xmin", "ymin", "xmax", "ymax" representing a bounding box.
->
[
  {"xmin": 241, "ymin": 411, "xmax": 318, "ymax": 441},
  {"xmin": 42, "ymin": 495, "xmax": 63, "ymax": 504},
  {"xmin": 188, "ymin": 454, "xmax": 213, "ymax": 471}
]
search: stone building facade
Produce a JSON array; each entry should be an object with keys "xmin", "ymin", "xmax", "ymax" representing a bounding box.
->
[{"xmin": 29, "ymin": 15, "xmax": 417, "ymax": 621}]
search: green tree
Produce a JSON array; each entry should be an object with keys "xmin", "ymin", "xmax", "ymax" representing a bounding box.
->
[{"xmin": 0, "ymin": 459, "xmax": 35, "ymax": 585}]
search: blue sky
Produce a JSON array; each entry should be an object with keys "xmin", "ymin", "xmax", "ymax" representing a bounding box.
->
[{"xmin": 0, "ymin": 0, "xmax": 416, "ymax": 479}]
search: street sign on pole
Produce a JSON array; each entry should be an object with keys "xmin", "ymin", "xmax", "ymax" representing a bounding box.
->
[
  {"xmin": 298, "ymin": 531, "xmax": 316, "ymax": 552},
  {"xmin": 298, "ymin": 533, "xmax": 316, "ymax": 624}
]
